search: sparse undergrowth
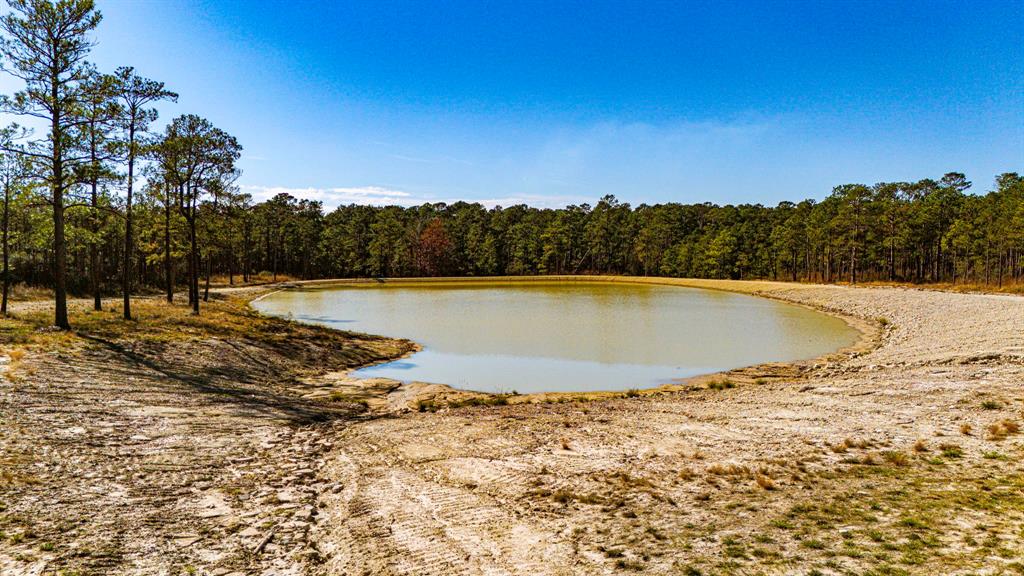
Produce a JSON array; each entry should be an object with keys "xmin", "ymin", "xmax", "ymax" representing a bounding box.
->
[{"xmin": 523, "ymin": 424, "xmax": 1024, "ymax": 576}]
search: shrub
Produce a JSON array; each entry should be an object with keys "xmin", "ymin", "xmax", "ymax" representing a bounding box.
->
[
  {"xmin": 882, "ymin": 451, "xmax": 910, "ymax": 466},
  {"xmin": 938, "ymin": 443, "xmax": 963, "ymax": 458},
  {"xmin": 707, "ymin": 379, "xmax": 736, "ymax": 390}
]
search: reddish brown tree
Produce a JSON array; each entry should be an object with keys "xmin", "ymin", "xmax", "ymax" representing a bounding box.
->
[{"xmin": 415, "ymin": 217, "xmax": 452, "ymax": 276}]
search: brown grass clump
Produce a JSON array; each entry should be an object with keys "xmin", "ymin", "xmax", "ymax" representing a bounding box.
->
[
  {"xmin": 912, "ymin": 439, "xmax": 928, "ymax": 452},
  {"xmin": 938, "ymin": 443, "xmax": 963, "ymax": 458},
  {"xmin": 707, "ymin": 379, "xmax": 736, "ymax": 391},
  {"xmin": 960, "ymin": 423, "xmax": 973, "ymax": 436},
  {"xmin": 754, "ymin": 473, "xmax": 776, "ymax": 490},
  {"xmin": 678, "ymin": 467, "xmax": 696, "ymax": 481},
  {"xmin": 707, "ymin": 463, "xmax": 749, "ymax": 476},
  {"xmin": 882, "ymin": 451, "xmax": 910, "ymax": 467},
  {"xmin": 987, "ymin": 419, "xmax": 1020, "ymax": 440},
  {"xmin": 832, "ymin": 437, "xmax": 871, "ymax": 454},
  {"xmin": 609, "ymin": 471, "xmax": 654, "ymax": 489}
]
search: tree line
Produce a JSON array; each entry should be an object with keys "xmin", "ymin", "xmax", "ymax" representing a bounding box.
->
[
  {"xmin": 246, "ymin": 172, "xmax": 1022, "ymax": 287},
  {"xmin": 0, "ymin": 1, "xmax": 1021, "ymax": 331}
]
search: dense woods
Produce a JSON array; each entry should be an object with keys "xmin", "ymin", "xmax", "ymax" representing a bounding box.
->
[
  {"xmin": 0, "ymin": 1, "xmax": 1020, "ymax": 330},
  {"xmin": 235, "ymin": 173, "xmax": 1023, "ymax": 287}
]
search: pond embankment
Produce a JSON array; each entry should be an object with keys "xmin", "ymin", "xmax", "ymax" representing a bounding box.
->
[
  {"xmin": 306, "ymin": 278, "xmax": 1024, "ymax": 575},
  {"xmin": 1, "ymin": 279, "xmax": 1022, "ymax": 575}
]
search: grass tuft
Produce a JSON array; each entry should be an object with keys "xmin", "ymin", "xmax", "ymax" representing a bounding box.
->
[
  {"xmin": 882, "ymin": 451, "xmax": 910, "ymax": 467},
  {"xmin": 755, "ymin": 473, "xmax": 777, "ymax": 490},
  {"xmin": 938, "ymin": 443, "xmax": 963, "ymax": 458},
  {"xmin": 707, "ymin": 379, "xmax": 736, "ymax": 390}
]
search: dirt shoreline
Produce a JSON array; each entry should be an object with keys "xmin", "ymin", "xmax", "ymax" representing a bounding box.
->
[{"xmin": 2, "ymin": 279, "xmax": 1022, "ymax": 575}]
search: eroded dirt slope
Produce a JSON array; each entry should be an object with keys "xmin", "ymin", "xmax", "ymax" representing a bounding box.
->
[{"xmin": 0, "ymin": 295, "xmax": 413, "ymax": 575}]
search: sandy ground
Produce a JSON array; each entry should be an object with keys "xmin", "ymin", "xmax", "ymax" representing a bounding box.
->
[
  {"xmin": 0, "ymin": 292, "xmax": 414, "ymax": 576},
  {"xmin": 311, "ymin": 279, "xmax": 1024, "ymax": 575},
  {"xmin": 1, "ymin": 279, "xmax": 1023, "ymax": 575}
]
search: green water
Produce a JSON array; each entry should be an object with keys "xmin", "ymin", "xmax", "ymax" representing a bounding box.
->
[{"xmin": 253, "ymin": 280, "xmax": 858, "ymax": 394}]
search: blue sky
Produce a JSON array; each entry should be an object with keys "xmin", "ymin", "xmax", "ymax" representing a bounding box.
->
[{"xmin": 10, "ymin": 0, "xmax": 1024, "ymax": 208}]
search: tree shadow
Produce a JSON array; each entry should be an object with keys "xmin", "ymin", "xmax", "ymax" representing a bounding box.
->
[{"xmin": 77, "ymin": 333, "xmax": 368, "ymax": 426}]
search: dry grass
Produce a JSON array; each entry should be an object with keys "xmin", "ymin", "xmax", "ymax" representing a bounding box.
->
[
  {"xmin": 831, "ymin": 437, "xmax": 872, "ymax": 454},
  {"xmin": 4, "ymin": 283, "xmax": 53, "ymax": 302},
  {"xmin": 707, "ymin": 379, "xmax": 736, "ymax": 391},
  {"xmin": 858, "ymin": 280, "xmax": 1024, "ymax": 296},
  {"xmin": 0, "ymin": 296, "xmax": 301, "ymax": 348},
  {"xmin": 206, "ymin": 272, "xmax": 298, "ymax": 287},
  {"xmin": 882, "ymin": 451, "xmax": 910, "ymax": 467},
  {"xmin": 987, "ymin": 419, "xmax": 1020, "ymax": 440},
  {"xmin": 912, "ymin": 439, "xmax": 929, "ymax": 452},
  {"xmin": 959, "ymin": 423, "xmax": 973, "ymax": 435},
  {"xmin": 937, "ymin": 442, "xmax": 963, "ymax": 458},
  {"xmin": 707, "ymin": 463, "xmax": 749, "ymax": 476},
  {"xmin": 754, "ymin": 473, "xmax": 776, "ymax": 490}
]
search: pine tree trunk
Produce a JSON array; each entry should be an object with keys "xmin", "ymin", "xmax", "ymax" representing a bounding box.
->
[
  {"xmin": 1, "ymin": 181, "xmax": 10, "ymax": 316},
  {"xmin": 123, "ymin": 125, "xmax": 135, "ymax": 321},
  {"xmin": 165, "ymin": 188, "xmax": 173, "ymax": 303}
]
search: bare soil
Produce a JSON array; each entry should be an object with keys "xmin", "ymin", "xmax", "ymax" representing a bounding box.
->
[{"xmin": 2, "ymin": 279, "xmax": 1023, "ymax": 575}]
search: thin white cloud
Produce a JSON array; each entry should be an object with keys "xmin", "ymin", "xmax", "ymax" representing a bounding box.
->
[
  {"xmin": 468, "ymin": 194, "xmax": 591, "ymax": 209},
  {"xmin": 240, "ymin": 184, "xmax": 590, "ymax": 211},
  {"xmin": 241, "ymin": 185, "xmax": 418, "ymax": 208}
]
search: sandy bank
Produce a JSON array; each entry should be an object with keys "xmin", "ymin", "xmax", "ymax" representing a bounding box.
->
[{"xmin": 305, "ymin": 279, "xmax": 1023, "ymax": 575}]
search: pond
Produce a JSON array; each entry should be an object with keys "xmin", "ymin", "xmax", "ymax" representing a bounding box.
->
[{"xmin": 253, "ymin": 280, "xmax": 858, "ymax": 394}]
